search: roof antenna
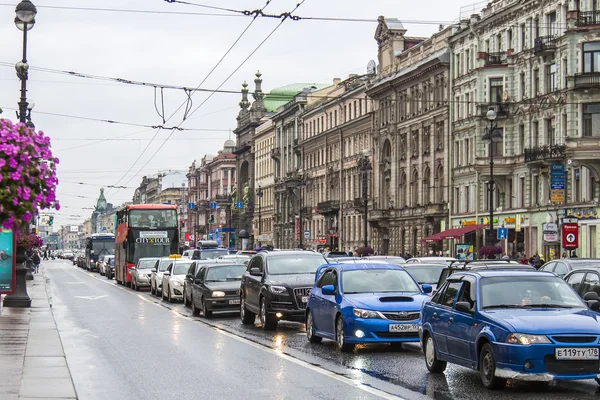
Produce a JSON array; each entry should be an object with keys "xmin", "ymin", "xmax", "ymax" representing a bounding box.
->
[{"xmin": 229, "ymin": 129, "xmax": 232, "ymax": 140}]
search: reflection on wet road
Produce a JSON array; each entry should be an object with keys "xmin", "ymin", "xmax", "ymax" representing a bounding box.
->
[{"xmin": 48, "ymin": 260, "xmax": 600, "ymax": 400}]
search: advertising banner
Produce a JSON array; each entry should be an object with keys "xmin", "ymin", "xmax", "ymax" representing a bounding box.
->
[
  {"xmin": 455, "ymin": 244, "xmax": 474, "ymax": 260},
  {"xmin": 0, "ymin": 229, "xmax": 16, "ymax": 295}
]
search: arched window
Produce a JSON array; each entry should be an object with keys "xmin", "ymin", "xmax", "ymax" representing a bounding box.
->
[
  {"xmin": 423, "ymin": 167, "xmax": 431, "ymax": 204},
  {"xmin": 435, "ymin": 165, "xmax": 444, "ymax": 203},
  {"xmin": 411, "ymin": 169, "xmax": 419, "ymax": 206}
]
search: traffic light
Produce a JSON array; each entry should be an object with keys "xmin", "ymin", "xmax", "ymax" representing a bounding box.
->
[
  {"xmin": 48, "ymin": 216, "xmax": 54, "ymax": 226},
  {"xmin": 209, "ymin": 214, "xmax": 215, "ymax": 223},
  {"xmin": 229, "ymin": 233, "xmax": 235, "ymax": 247},
  {"xmin": 180, "ymin": 220, "xmax": 185, "ymax": 227}
]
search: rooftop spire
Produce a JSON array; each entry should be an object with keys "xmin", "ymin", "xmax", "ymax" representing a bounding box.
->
[{"xmin": 239, "ymin": 81, "xmax": 250, "ymax": 110}]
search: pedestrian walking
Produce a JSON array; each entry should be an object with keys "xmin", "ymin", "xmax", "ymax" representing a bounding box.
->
[
  {"xmin": 32, "ymin": 250, "xmax": 41, "ymax": 274},
  {"xmin": 43, "ymin": 250, "xmax": 48, "ymax": 260}
]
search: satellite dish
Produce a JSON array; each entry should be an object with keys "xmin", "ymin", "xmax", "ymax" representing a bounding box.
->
[{"xmin": 367, "ymin": 60, "xmax": 377, "ymax": 75}]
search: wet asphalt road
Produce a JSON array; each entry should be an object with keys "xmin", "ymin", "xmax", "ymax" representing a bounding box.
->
[{"xmin": 46, "ymin": 260, "xmax": 600, "ymax": 400}]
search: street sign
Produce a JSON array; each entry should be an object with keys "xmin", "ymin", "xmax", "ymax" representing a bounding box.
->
[
  {"xmin": 543, "ymin": 233, "xmax": 559, "ymax": 242},
  {"xmin": 551, "ymin": 163, "xmax": 565, "ymax": 171},
  {"xmin": 497, "ymin": 227, "xmax": 508, "ymax": 240},
  {"xmin": 543, "ymin": 223, "xmax": 558, "ymax": 232},
  {"xmin": 563, "ymin": 217, "xmax": 579, "ymax": 224},
  {"xmin": 550, "ymin": 183, "xmax": 565, "ymax": 190},
  {"xmin": 188, "ymin": 202, "xmax": 195, "ymax": 209},
  {"xmin": 235, "ymin": 202, "xmax": 243, "ymax": 209},
  {"xmin": 209, "ymin": 202, "xmax": 217, "ymax": 209},
  {"xmin": 562, "ymin": 220, "xmax": 579, "ymax": 249},
  {"xmin": 550, "ymin": 190, "xmax": 565, "ymax": 197},
  {"xmin": 304, "ymin": 230, "xmax": 310, "ymax": 240},
  {"xmin": 257, "ymin": 234, "xmax": 271, "ymax": 242}
]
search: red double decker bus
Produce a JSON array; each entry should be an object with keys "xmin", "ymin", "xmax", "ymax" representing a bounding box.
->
[{"xmin": 115, "ymin": 204, "xmax": 179, "ymax": 286}]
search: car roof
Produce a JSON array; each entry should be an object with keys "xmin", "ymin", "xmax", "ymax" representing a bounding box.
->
[
  {"xmin": 138, "ymin": 257, "xmax": 159, "ymax": 261},
  {"xmin": 459, "ymin": 270, "xmax": 554, "ymax": 278},
  {"xmin": 203, "ymin": 262, "xmax": 246, "ymax": 268},
  {"xmin": 403, "ymin": 263, "xmax": 446, "ymax": 268},
  {"xmin": 336, "ymin": 263, "xmax": 406, "ymax": 272},
  {"xmin": 565, "ymin": 268, "xmax": 600, "ymax": 274},
  {"xmin": 560, "ymin": 258, "xmax": 600, "ymax": 264},
  {"xmin": 261, "ymin": 250, "xmax": 325, "ymax": 257}
]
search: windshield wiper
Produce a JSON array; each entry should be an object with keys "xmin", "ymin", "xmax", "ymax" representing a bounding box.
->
[
  {"xmin": 482, "ymin": 304, "xmax": 523, "ymax": 309},
  {"xmin": 225, "ymin": 277, "xmax": 241, "ymax": 281},
  {"xmin": 522, "ymin": 304, "xmax": 576, "ymax": 309},
  {"xmin": 206, "ymin": 279, "xmax": 227, "ymax": 282}
]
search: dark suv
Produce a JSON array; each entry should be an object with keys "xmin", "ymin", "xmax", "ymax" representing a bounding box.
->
[{"xmin": 240, "ymin": 251, "xmax": 328, "ymax": 330}]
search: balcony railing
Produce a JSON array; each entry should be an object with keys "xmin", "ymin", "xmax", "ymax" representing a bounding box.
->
[
  {"xmin": 271, "ymin": 148, "xmax": 281, "ymax": 159},
  {"xmin": 534, "ymin": 35, "xmax": 557, "ymax": 54},
  {"xmin": 578, "ymin": 10, "xmax": 600, "ymax": 27},
  {"xmin": 480, "ymin": 102, "xmax": 509, "ymax": 118},
  {"xmin": 317, "ymin": 200, "xmax": 340, "ymax": 214},
  {"xmin": 524, "ymin": 144, "xmax": 566, "ymax": 163},
  {"xmin": 486, "ymin": 52, "xmax": 508, "ymax": 66},
  {"xmin": 573, "ymin": 72, "xmax": 600, "ymax": 89},
  {"xmin": 215, "ymin": 194, "xmax": 231, "ymax": 203}
]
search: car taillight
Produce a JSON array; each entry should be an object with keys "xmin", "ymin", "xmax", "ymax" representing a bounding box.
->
[{"xmin": 127, "ymin": 263, "xmax": 135, "ymax": 269}]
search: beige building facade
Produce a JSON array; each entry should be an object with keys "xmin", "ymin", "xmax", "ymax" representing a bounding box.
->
[{"xmin": 253, "ymin": 118, "xmax": 275, "ymax": 245}]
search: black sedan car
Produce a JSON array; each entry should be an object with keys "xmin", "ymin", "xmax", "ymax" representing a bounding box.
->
[
  {"xmin": 188, "ymin": 263, "xmax": 247, "ymax": 318},
  {"xmin": 182, "ymin": 260, "xmax": 237, "ymax": 310},
  {"xmin": 240, "ymin": 250, "xmax": 328, "ymax": 330},
  {"xmin": 539, "ymin": 258, "xmax": 600, "ymax": 278},
  {"xmin": 563, "ymin": 268, "xmax": 600, "ymax": 299}
]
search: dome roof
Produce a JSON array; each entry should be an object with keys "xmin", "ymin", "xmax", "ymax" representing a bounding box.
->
[{"xmin": 224, "ymin": 139, "xmax": 235, "ymax": 147}]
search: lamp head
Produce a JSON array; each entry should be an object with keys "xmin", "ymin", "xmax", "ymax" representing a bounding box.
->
[
  {"xmin": 15, "ymin": 0, "xmax": 37, "ymax": 23},
  {"xmin": 486, "ymin": 108, "xmax": 497, "ymax": 121}
]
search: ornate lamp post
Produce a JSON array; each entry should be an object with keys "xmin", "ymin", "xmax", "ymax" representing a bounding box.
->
[
  {"xmin": 357, "ymin": 150, "xmax": 372, "ymax": 248},
  {"xmin": 256, "ymin": 184, "xmax": 263, "ymax": 246},
  {"xmin": 14, "ymin": 0, "xmax": 36, "ymax": 125},
  {"xmin": 482, "ymin": 109, "xmax": 502, "ymax": 245}
]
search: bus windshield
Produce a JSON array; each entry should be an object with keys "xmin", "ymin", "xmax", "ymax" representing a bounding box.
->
[
  {"xmin": 92, "ymin": 240, "xmax": 115, "ymax": 256},
  {"xmin": 129, "ymin": 210, "xmax": 177, "ymax": 229}
]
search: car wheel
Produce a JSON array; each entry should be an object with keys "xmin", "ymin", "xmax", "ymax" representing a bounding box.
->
[
  {"xmin": 306, "ymin": 311, "xmax": 322, "ymax": 344},
  {"xmin": 424, "ymin": 334, "xmax": 447, "ymax": 373},
  {"xmin": 183, "ymin": 289, "xmax": 189, "ymax": 307},
  {"xmin": 240, "ymin": 296, "xmax": 254, "ymax": 324},
  {"xmin": 168, "ymin": 288, "xmax": 172, "ymax": 303},
  {"xmin": 202, "ymin": 297, "xmax": 213, "ymax": 318},
  {"xmin": 134, "ymin": 279, "xmax": 140, "ymax": 292},
  {"xmin": 335, "ymin": 316, "xmax": 355, "ymax": 352},
  {"xmin": 479, "ymin": 343, "xmax": 506, "ymax": 390},
  {"xmin": 260, "ymin": 297, "xmax": 277, "ymax": 331},
  {"xmin": 596, "ymin": 378, "xmax": 600, "ymax": 385},
  {"xmin": 162, "ymin": 286, "xmax": 167, "ymax": 301},
  {"xmin": 191, "ymin": 296, "xmax": 200, "ymax": 316},
  {"xmin": 151, "ymin": 283, "xmax": 155, "ymax": 296}
]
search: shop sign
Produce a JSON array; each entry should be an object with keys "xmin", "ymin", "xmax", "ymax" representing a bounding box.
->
[
  {"xmin": 566, "ymin": 208, "xmax": 598, "ymax": 220},
  {"xmin": 516, "ymin": 214, "xmax": 522, "ymax": 232},
  {"xmin": 562, "ymin": 222, "xmax": 579, "ymax": 249},
  {"xmin": 543, "ymin": 223, "xmax": 558, "ymax": 233},
  {"xmin": 461, "ymin": 220, "xmax": 478, "ymax": 226},
  {"xmin": 544, "ymin": 233, "xmax": 559, "ymax": 242},
  {"xmin": 295, "ymin": 218, "xmax": 300, "ymax": 242},
  {"xmin": 504, "ymin": 217, "xmax": 516, "ymax": 224}
]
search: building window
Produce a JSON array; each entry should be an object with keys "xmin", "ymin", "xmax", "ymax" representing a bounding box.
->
[
  {"xmin": 533, "ymin": 175, "xmax": 540, "ymax": 206},
  {"xmin": 533, "ymin": 69, "xmax": 540, "ymax": 97},
  {"xmin": 563, "ymin": 58, "xmax": 568, "ymax": 89},
  {"xmin": 584, "ymin": 103, "xmax": 600, "ymax": 137},
  {"xmin": 455, "ymin": 54, "xmax": 461, "ymax": 78},
  {"xmin": 454, "ymin": 187, "xmax": 460, "ymax": 213},
  {"xmin": 334, "ymin": 110, "xmax": 338, "ymax": 126},
  {"xmin": 466, "ymin": 49, "xmax": 471, "ymax": 71},
  {"xmin": 546, "ymin": 63, "xmax": 557, "ymax": 93},
  {"xmin": 435, "ymin": 121, "xmax": 444, "ymax": 150},
  {"xmin": 520, "ymin": 24, "xmax": 526, "ymax": 51},
  {"xmin": 534, "ymin": 17, "xmax": 540, "ymax": 39},
  {"xmin": 583, "ymin": 42, "xmax": 600, "ymax": 73},
  {"xmin": 532, "ymin": 121, "xmax": 539, "ymax": 146},
  {"xmin": 507, "ymin": 178, "xmax": 513, "ymax": 209},
  {"xmin": 547, "ymin": 117, "xmax": 557, "ymax": 145},
  {"xmin": 519, "ymin": 177, "xmax": 525, "ymax": 207},
  {"xmin": 465, "ymin": 92, "xmax": 470, "ymax": 117},
  {"xmin": 563, "ymin": 113, "xmax": 568, "ymax": 138},
  {"xmin": 491, "ymin": 128, "xmax": 504, "ymax": 157},
  {"xmin": 519, "ymin": 124, "xmax": 525, "ymax": 153},
  {"xmin": 358, "ymin": 101, "xmax": 362, "ymax": 116},
  {"xmin": 489, "ymin": 78, "xmax": 504, "ymax": 103},
  {"xmin": 354, "ymin": 101, "xmax": 357, "ymax": 119},
  {"xmin": 520, "ymin": 72, "xmax": 526, "ymax": 100},
  {"xmin": 547, "ymin": 12, "xmax": 557, "ymax": 36},
  {"xmin": 508, "ymin": 29, "xmax": 513, "ymax": 50}
]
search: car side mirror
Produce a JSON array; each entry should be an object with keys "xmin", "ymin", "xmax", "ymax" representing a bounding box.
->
[
  {"xmin": 163, "ymin": 271, "xmax": 171, "ymax": 276},
  {"xmin": 152, "ymin": 268, "xmax": 157, "ymax": 272},
  {"xmin": 455, "ymin": 301, "xmax": 473, "ymax": 314},
  {"xmin": 588, "ymin": 300, "xmax": 600, "ymax": 312},
  {"xmin": 421, "ymin": 284, "xmax": 433, "ymax": 294},
  {"xmin": 584, "ymin": 292, "xmax": 599, "ymax": 301},
  {"xmin": 322, "ymin": 285, "xmax": 336, "ymax": 295},
  {"xmin": 250, "ymin": 267, "xmax": 262, "ymax": 276},
  {"xmin": 194, "ymin": 279, "xmax": 202, "ymax": 284}
]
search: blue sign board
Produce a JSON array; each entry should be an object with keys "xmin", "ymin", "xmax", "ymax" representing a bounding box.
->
[
  {"xmin": 235, "ymin": 202, "xmax": 243, "ymax": 209},
  {"xmin": 188, "ymin": 202, "xmax": 195, "ymax": 209},
  {"xmin": 551, "ymin": 183, "xmax": 565, "ymax": 190},
  {"xmin": 209, "ymin": 202, "xmax": 217, "ymax": 209},
  {"xmin": 497, "ymin": 227, "xmax": 508, "ymax": 240},
  {"xmin": 304, "ymin": 230, "xmax": 310, "ymax": 240},
  {"xmin": 551, "ymin": 164, "xmax": 565, "ymax": 171}
]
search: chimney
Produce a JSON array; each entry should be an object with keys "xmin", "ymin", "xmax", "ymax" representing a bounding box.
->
[{"xmin": 333, "ymin": 78, "xmax": 341, "ymax": 86}]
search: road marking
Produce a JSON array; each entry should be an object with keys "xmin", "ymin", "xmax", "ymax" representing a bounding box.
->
[
  {"xmin": 68, "ymin": 266, "xmax": 404, "ymax": 399},
  {"xmin": 75, "ymin": 295, "xmax": 108, "ymax": 300}
]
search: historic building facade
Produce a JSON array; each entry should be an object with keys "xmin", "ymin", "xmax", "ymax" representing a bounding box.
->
[
  {"xmin": 253, "ymin": 117, "xmax": 275, "ymax": 246},
  {"xmin": 367, "ymin": 17, "xmax": 451, "ymax": 256},
  {"xmin": 449, "ymin": 0, "xmax": 600, "ymax": 259}
]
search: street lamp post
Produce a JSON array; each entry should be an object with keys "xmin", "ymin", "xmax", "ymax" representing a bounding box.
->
[
  {"xmin": 256, "ymin": 184, "xmax": 263, "ymax": 247},
  {"xmin": 482, "ymin": 109, "xmax": 502, "ymax": 246},
  {"xmin": 14, "ymin": 0, "xmax": 36, "ymax": 125},
  {"xmin": 357, "ymin": 150, "xmax": 372, "ymax": 248}
]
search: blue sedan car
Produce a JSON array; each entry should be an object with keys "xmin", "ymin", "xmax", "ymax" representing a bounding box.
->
[
  {"xmin": 306, "ymin": 263, "xmax": 432, "ymax": 352},
  {"xmin": 420, "ymin": 270, "xmax": 600, "ymax": 389}
]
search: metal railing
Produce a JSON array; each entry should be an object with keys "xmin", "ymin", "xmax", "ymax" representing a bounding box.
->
[
  {"xmin": 534, "ymin": 35, "xmax": 557, "ymax": 54},
  {"xmin": 486, "ymin": 52, "xmax": 508, "ymax": 65},
  {"xmin": 578, "ymin": 11, "xmax": 600, "ymax": 27},
  {"xmin": 573, "ymin": 72, "xmax": 600, "ymax": 88},
  {"xmin": 524, "ymin": 144, "xmax": 566, "ymax": 162}
]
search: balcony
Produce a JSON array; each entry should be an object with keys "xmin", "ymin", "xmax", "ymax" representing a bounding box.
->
[
  {"xmin": 234, "ymin": 141, "xmax": 251, "ymax": 155},
  {"xmin": 577, "ymin": 10, "xmax": 600, "ymax": 27},
  {"xmin": 486, "ymin": 52, "xmax": 508, "ymax": 66},
  {"xmin": 573, "ymin": 72, "xmax": 600, "ymax": 89},
  {"xmin": 524, "ymin": 144, "xmax": 566, "ymax": 163},
  {"xmin": 534, "ymin": 35, "xmax": 557, "ymax": 54},
  {"xmin": 479, "ymin": 102, "xmax": 509, "ymax": 118},
  {"xmin": 317, "ymin": 200, "xmax": 340, "ymax": 215},
  {"xmin": 215, "ymin": 194, "xmax": 231, "ymax": 204},
  {"xmin": 271, "ymin": 148, "xmax": 281, "ymax": 160}
]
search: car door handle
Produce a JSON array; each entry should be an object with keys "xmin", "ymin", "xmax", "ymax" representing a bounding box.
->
[
  {"xmin": 432, "ymin": 312, "xmax": 438, "ymax": 319},
  {"xmin": 448, "ymin": 317, "xmax": 454, "ymax": 324}
]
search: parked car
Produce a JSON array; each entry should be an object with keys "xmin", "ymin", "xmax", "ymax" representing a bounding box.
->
[
  {"xmin": 306, "ymin": 263, "xmax": 432, "ymax": 352},
  {"xmin": 151, "ymin": 256, "xmax": 183, "ymax": 296},
  {"xmin": 240, "ymin": 250, "xmax": 328, "ymax": 330},
  {"xmin": 540, "ymin": 258, "xmax": 600, "ymax": 278},
  {"xmin": 324, "ymin": 251, "xmax": 348, "ymax": 259},
  {"xmin": 131, "ymin": 257, "xmax": 160, "ymax": 291},
  {"xmin": 365, "ymin": 256, "xmax": 406, "ymax": 264},
  {"xmin": 236, "ymin": 250, "xmax": 257, "ymax": 256},
  {"xmin": 436, "ymin": 260, "xmax": 535, "ymax": 288},
  {"xmin": 98, "ymin": 255, "xmax": 115, "ymax": 277},
  {"xmin": 402, "ymin": 263, "xmax": 446, "ymax": 294},
  {"xmin": 406, "ymin": 257, "xmax": 456, "ymax": 265},
  {"xmin": 188, "ymin": 262, "xmax": 247, "ymax": 317},
  {"xmin": 162, "ymin": 260, "xmax": 195, "ymax": 302},
  {"xmin": 181, "ymin": 249, "xmax": 194, "ymax": 259},
  {"xmin": 563, "ymin": 268, "xmax": 600, "ymax": 299},
  {"xmin": 420, "ymin": 270, "xmax": 600, "ymax": 389},
  {"xmin": 63, "ymin": 250, "xmax": 74, "ymax": 260},
  {"xmin": 183, "ymin": 259, "xmax": 236, "ymax": 306},
  {"xmin": 104, "ymin": 256, "xmax": 116, "ymax": 280}
]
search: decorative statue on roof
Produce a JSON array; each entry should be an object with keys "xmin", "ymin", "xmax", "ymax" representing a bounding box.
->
[{"xmin": 231, "ymin": 185, "xmax": 237, "ymax": 209}]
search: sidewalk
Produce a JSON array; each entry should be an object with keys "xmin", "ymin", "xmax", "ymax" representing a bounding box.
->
[{"xmin": 0, "ymin": 267, "xmax": 78, "ymax": 400}]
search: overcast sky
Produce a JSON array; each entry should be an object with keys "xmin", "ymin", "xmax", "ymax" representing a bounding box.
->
[{"xmin": 0, "ymin": 0, "xmax": 477, "ymax": 228}]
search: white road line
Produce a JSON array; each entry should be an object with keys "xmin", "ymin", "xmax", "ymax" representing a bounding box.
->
[{"xmin": 68, "ymin": 266, "xmax": 404, "ymax": 400}]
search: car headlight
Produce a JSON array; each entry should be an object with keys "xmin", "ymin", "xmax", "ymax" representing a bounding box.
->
[
  {"xmin": 269, "ymin": 286, "xmax": 287, "ymax": 294},
  {"xmin": 172, "ymin": 281, "xmax": 183, "ymax": 287},
  {"xmin": 212, "ymin": 291, "xmax": 225, "ymax": 298},
  {"xmin": 506, "ymin": 333, "xmax": 551, "ymax": 345},
  {"xmin": 353, "ymin": 308, "xmax": 380, "ymax": 319}
]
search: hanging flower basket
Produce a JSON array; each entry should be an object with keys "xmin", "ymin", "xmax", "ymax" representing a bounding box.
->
[
  {"xmin": 0, "ymin": 120, "xmax": 59, "ymax": 229},
  {"xmin": 479, "ymin": 245, "xmax": 503, "ymax": 259},
  {"xmin": 16, "ymin": 231, "xmax": 43, "ymax": 252},
  {"xmin": 358, "ymin": 246, "xmax": 374, "ymax": 257}
]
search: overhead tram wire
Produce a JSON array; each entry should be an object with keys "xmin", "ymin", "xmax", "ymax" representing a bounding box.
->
[
  {"xmin": 105, "ymin": 0, "xmax": 273, "ymax": 196},
  {"xmin": 116, "ymin": 0, "xmax": 308, "ymax": 193}
]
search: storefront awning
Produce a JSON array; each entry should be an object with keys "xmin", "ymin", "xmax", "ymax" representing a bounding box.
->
[
  {"xmin": 437, "ymin": 224, "xmax": 486, "ymax": 240},
  {"xmin": 419, "ymin": 231, "xmax": 445, "ymax": 243}
]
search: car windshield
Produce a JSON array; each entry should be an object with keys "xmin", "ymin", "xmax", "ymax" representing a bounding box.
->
[
  {"xmin": 129, "ymin": 209, "xmax": 177, "ymax": 228},
  {"xmin": 137, "ymin": 259, "xmax": 157, "ymax": 269},
  {"xmin": 267, "ymin": 255, "xmax": 326, "ymax": 275},
  {"xmin": 481, "ymin": 276, "xmax": 586, "ymax": 309},
  {"xmin": 199, "ymin": 249, "xmax": 230, "ymax": 260},
  {"xmin": 107, "ymin": 258, "xmax": 115, "ymax": 266},
  {"xmin": 173, "ymin": 262, "xmax": 192, "ymax": 275},
  {"xmin": 157, "ymin": 260, "xmax": 172, "ymax": 272},
  {"xmin": 205, "ymin": 265, "xmax": 246, "ymax": 282},
  {"xmin": 342, "ymin": 269, "xmax": 421, "ymax": 294},
  {"xmin": 405, "ymin": 266, "xmax": 445, "ymax": 284}
]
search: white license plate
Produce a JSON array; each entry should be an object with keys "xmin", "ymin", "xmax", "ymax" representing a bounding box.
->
[
  {"xmin": 389, "ymin": 324, "xmax": 419, "ymax": 332},
  {"xmin": 229, "ymin": 300, "xmax": 241, "ymax": 305},
  {"xmin": 555, "ymin": 347, "xmax": 599, "ymax": 360},
  {"xmin": 301, "ymin": 296, "xmax": 308, "ymax": 303}
]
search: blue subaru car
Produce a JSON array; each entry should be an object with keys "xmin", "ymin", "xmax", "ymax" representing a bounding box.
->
[
  {"xmin": 306, "ymin": 263, "xmax": 432, "ymax": 352},
  {"xmin": 420, "ymin": 270, "xmax": 600, "ymax": 389}
]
